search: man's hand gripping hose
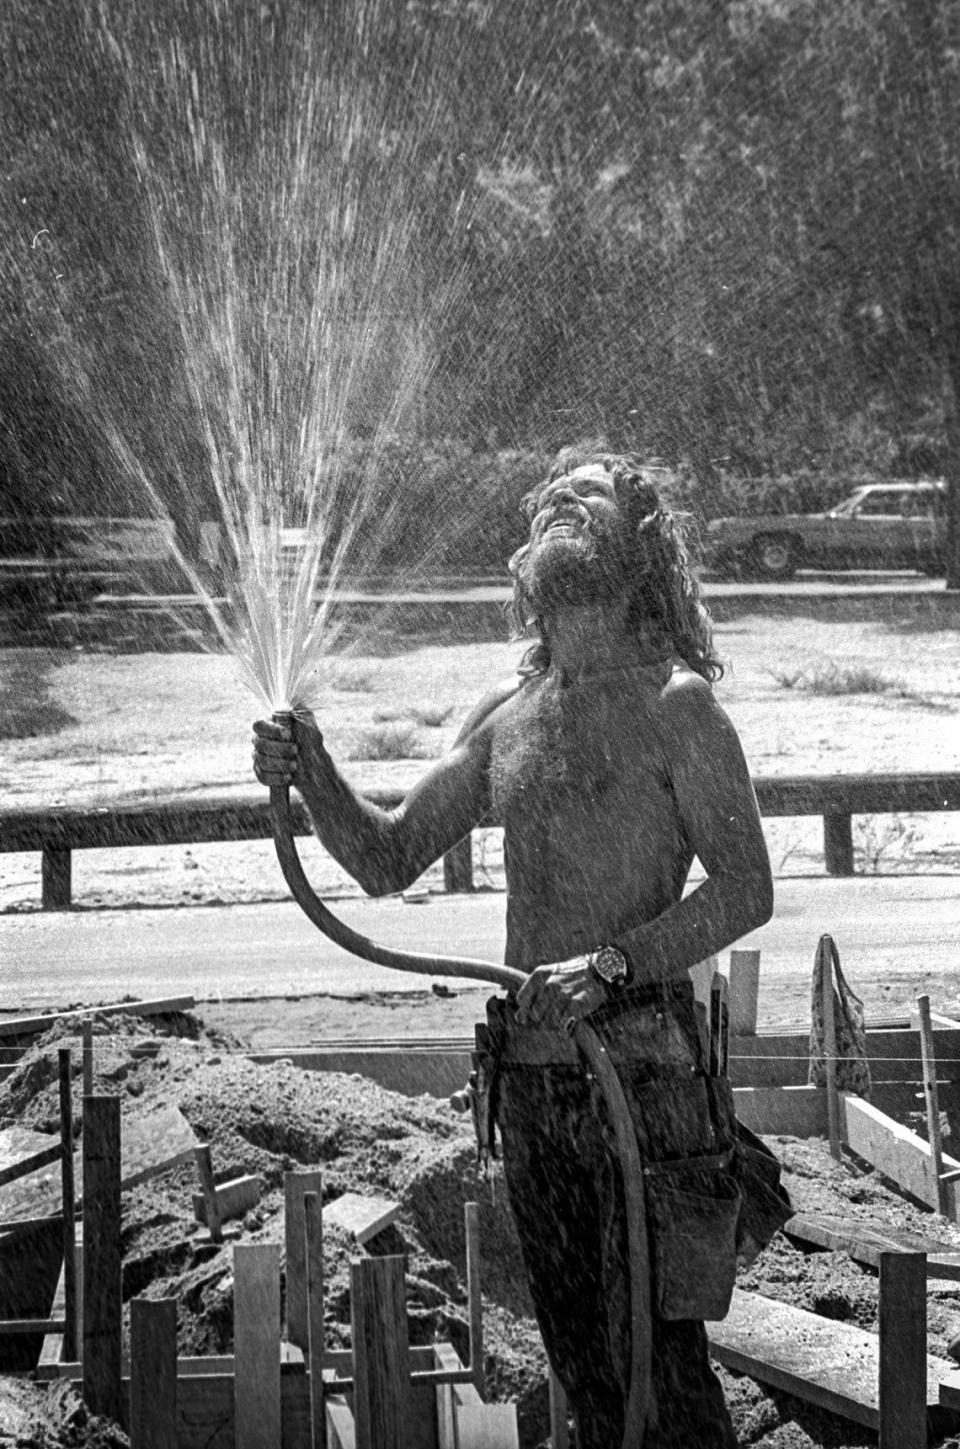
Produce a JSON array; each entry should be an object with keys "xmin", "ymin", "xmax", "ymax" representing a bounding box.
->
[{"xmin": 268, "ymin": 763, "xmax": 654, "ymax": 1447}]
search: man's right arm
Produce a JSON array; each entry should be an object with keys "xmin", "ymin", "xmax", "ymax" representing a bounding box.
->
[{"xmin": 252, "ymin": 680, "xmax": 517, "ymax": 896}]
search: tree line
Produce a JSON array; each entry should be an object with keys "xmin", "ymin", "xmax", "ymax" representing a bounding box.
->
[{"xmin": 1, "ymin": 0, "xmax": 958, "ymax": 582}]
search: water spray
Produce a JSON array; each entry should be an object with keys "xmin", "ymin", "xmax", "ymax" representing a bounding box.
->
[{"xmin": 268, "ymin": 711, "xmax": 654, "ymax": 1446}]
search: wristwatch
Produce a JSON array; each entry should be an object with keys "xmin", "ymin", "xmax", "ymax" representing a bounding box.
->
[{"xmin": 587, "ymin": 944, "xmax": 630, "ymax": 991}]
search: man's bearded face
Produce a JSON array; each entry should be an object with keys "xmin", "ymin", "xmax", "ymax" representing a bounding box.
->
[{"xmin": 515, "ymin": 465, "xmax": 632, "ymax": 611}]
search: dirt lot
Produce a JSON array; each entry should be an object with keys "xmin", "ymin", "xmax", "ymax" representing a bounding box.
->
[
  {"xmin": 1, "ymin": 596, "xmax": 960, "ymax": 1445},
  {"xmin": 5, "ymin": 1008, "xmax": 960, "ymax": 1449}
]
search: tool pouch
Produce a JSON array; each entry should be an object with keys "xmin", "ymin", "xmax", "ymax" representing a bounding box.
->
[
  {"xmin": 643, "ymin": 1154, "xmax": 742, "ymax": 1321},
  {"xmin": 704, "ymin": 1073, "xmax": 793, "ymax": 1265}
]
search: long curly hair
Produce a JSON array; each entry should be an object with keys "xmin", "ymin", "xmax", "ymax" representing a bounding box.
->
[{"xmin": 507, "ymin": 445, "xmax": 723, "ymax": 682}]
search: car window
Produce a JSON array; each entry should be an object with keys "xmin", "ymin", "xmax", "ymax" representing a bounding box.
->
[
  {"xmin": 853, "ymin": 491, "xmax": 908, "ymax": 517},
  {"xmin": 901, "ymin": 492, "xmax": 936, "ymax": 518},
  {"xmin": 831, "ymin": 491, "xmax": 868, "ymax": 517}
]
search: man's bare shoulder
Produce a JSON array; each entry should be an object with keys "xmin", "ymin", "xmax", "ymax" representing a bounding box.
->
[
  {"xmin": 452, "ymin": 674, "xmax": 527, "ymax": 745},
  {"xmin": 659, "ymin": 662, "xmax": 714, "ymax": 705},
  {"xmin": 652, "ymin": 662, "xmax": 747, "ymax": 772},
  {"xmin": 655, "ymin": 662, "xmax": 727, "ymax": 734}
]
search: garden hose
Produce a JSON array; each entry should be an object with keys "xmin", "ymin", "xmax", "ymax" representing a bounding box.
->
[{"xmin": 268, "ymin": 767, "xmax": 654, "ymax": 1447}]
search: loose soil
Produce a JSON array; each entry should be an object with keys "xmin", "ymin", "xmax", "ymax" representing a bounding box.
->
[{"xmin": 5, "ymin": 1010, "xmax": 960, "ymax": 1448}]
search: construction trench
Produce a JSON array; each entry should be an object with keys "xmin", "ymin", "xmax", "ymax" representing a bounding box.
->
[{"xmin": 5, "ymin": 962, "xmax": 960, "ymax": 1449}]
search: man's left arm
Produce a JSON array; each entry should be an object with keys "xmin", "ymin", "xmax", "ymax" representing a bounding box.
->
[
  {"xmin": 618, "ymin": 674, "xmax": 773, "ymax": 984},
  {"xmin": 516, "ymin": 674, "xmax": 772, "ymax": 1027}
]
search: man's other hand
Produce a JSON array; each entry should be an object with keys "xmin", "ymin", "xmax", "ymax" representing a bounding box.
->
[
  {"xmin": 515, "ymin": 957, "xmax": 608, "ymax": 1031},
  {"xmin": 252, "ymin": 712, "xmax": 323, "ymax": 791}
]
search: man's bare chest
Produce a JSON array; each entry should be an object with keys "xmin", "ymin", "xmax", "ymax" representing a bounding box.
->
[{"xmin": 488, "ymin": 679, "xmax": 672, "ymax": 825}]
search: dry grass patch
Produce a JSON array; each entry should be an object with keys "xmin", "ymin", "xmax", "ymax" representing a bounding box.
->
[
  {"xmin": 768, "ymin": 661, "xmax": 936, "ymax": 703},
  {"xmin": 349, "ymin": 722, "xmax": 433, "ymax": 761}
]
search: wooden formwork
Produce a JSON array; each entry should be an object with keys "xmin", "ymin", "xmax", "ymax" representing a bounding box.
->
[
  {"xmin": 0, "ymin": 1009, "xmax": 516, "ymax": 1447},
  {"xmin": 35, "ymin": 1175, "xmax": 517, "ymax": 1449},
  {"xmin": 7, "ymin": 973, "xmax": 960, "ymax": 1448}
]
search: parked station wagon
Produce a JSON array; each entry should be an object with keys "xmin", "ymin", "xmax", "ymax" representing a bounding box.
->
[{"xmin": 703, "ymin": 480, "xmax": 948, "ymax": 579}]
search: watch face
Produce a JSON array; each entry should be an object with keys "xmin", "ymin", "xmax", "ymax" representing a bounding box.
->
[{"xmin": 593, "ymin": 946, "xmax": 628, "ymax": 983}]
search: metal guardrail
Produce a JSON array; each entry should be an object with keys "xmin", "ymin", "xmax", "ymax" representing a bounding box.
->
[{"xmin": 2, "ymin": 773, "xmax": 959, "ymax": 910}]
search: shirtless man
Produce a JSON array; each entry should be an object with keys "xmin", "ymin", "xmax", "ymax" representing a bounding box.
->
[{"xmin": 253, "ymin": 447, "xmax": 785, "ymax": 1448}]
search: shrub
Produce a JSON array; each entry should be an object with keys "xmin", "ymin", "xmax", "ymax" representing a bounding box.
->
[
  {"xmin": 333, "ymin": 666, "xmax": 377, "ymax": 694},
  {"xmin": 349, "ymin": 723, "xmax": 428, "ymax": 761},
  {"xmin": 410, "ymin": 704, "xmax": 454, "ymax": 727},
  {"xmin": 769, "ymin": 664, "xmax": 910, "ymax": 697}
]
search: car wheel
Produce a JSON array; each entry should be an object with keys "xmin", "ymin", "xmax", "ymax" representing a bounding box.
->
[{"xmin": 750, "ymin": 534, "xmax": 798, "ymax": 580}]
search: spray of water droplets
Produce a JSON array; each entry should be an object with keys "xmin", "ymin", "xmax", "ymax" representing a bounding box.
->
[{"xmin": 16, "ymin": 0, "xmax": 501, "ymax": 713}]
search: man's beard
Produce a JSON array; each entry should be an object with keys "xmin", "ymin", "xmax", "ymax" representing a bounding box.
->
[{"xmin": 518, "ymin": 525, "xmax": 629, "ymax": 612}]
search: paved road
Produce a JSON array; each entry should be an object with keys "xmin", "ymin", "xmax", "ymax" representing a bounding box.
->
[
  {"xmin": 88, "ymin": 573, "xmax": 951, "ymax": 607},
  {"xmin": 2, "ymin": 875, "xmax": 957, "ymax": 1016}
]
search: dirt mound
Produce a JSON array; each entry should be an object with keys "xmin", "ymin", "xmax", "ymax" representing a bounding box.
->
[{"xmin": 4, "ymin": 1011, "xmax": 960, "ymax": 1447}]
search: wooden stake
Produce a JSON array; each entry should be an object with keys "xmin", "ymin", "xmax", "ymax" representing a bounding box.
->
[
  {"xmin": 304, "ymin": 1191, "xmax": 326, "ymax": 1449},
  {"xmin": 234, "ymin": 1243, "xmax": 282, "ymax": 1449},
  {"xmin": 350, "ymin": 1255, "xmax": 412, "ymax": 1449},
  {"xmin": 193, "ymin": 1144, "xmax": 222, "ymax": 1244},
  {"xmin": 548, "ymin": 1369, "xmax": 569, "ymax": 1449},
  {"xmin": 917, "ymin": 994, "xmax": 949, "ymax": 1215},
  {"xmin": 465, "ymin": 1202, "xmax": 484, "ymax": 1398},
  {"xmin": 57, "ymin": 1048, "xmax": 77, "ymax": 1363},
  {"xmin": 82, "ymin": 1020, "xmax": 94, "ymax": 1098},
  {"xmin": 728, "ymin": 949, "xmax": 761, "ymax": 1036},
  {"xmin": 819, "ymin": 940, "xmax": 842, "ymax": 1160},
  {"xmin": 82, "ymin": 1096, "xmax": 122, "ymax": 1423},
  {"xmin": 285, "ymin": 1168, "xmax": 324, "ymax": 1351},
  {"xmin": 129, "ymin": 1297, "xmax": 177, "ymax": 1449},
  {"xmin": 878, "ymin": 1252, "xmax": 927, "ymax": 1449}
]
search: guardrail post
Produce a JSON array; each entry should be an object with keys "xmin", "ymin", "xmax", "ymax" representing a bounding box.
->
[
  {"xmin": 42, "ymin": 845, "xmax": 72, "ymax": 909},
  {"xmin": 442, "ymin": 836, "xmax": 474, "ymax": 893},
  {"xmin": 823, "ymin": 812, "xmax": 854, "ymax": 876}
]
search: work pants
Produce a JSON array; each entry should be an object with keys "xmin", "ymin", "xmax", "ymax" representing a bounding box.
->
[{"xmin": 495, "ymin": 996, "xmax": 740, "ymax": 1449}]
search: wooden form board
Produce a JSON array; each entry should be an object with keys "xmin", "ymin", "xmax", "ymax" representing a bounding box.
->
[
  {"xmin": 249, "ymin": 1048, "xmax": 476, "ymax": 1102},
  {"xmin": 0, "ymin": 995, "xmax": 196, "ymax": 1040},
  {"xmin": 252, "ymin": 1023, "xmax": 960, "ymax": 1101},
  {"xmin": 0, "ymin": 1103, "xmax": 197, "ymax": 1232},
  {"xmin": 841, "ymin": 1094, "xmax": 960, "ymax": 1217},
  {"xmin": 82, "ymin": 1096, "xmax": 122, "ymax": 1425},
  {"xmin": 0, "ymin": 1126, "xmax": 62, "ymax": 1188},
  {"xmin": 785, "ymin": 1212, "xmax": 960, "ymax": 1279},
  {"xmin": 729, "ymin": 1080, "xmax": 954, "ymax": 1141},
  {"xmin": 39, "ymin": 1232, "xmax": 83, "ymax": 1370},
  {"xmin": 34, "ymin": 1348, "xmax": 487, "ymax": 1449},
  {"xmin": 130, "ymin": 1297, "xmax": 177, "ymax": 1449},
  {"xmin": 323, "ymin": 1192, "xmax": 400, "ymax": 1245},
  {"xmin": 350, "ymin": 1255, "xmax": 412, "ymax": 1449},
  {"xmin": 234, "ymin": 1244, "xmax": 282, "ymax": 1449},
  {"xmin": 434, "ymin": 1343, "xmax": 519, "ymax": 1449},
  {"xmin": 708, "ymin": 1287, "xmax": 954, "ymax": 1429},
  {"xmin": 729, "ymin": 1026, "xmax": 960, "ymax": 1089},
  {"xmin": 192, "ymin": 1173, "xmax": 263, "ymax": 1227},
  {"xmin": 878, "ymin": 1254, "xmax": 926, "ymax": 1448},
  {"xmin": 284, "ymin": 1170, "xmax": 323, "ymax": 1354}
]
